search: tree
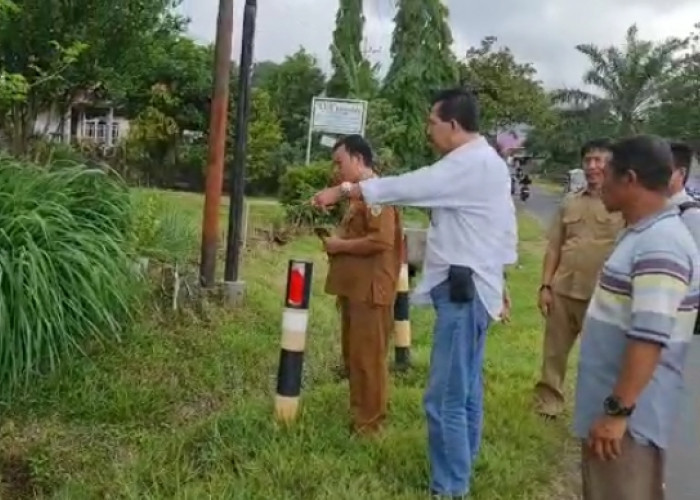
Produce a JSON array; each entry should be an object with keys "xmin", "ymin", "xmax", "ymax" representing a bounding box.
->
[
  {"xmin": 649, "ymin": 23, "xmax": 700, "ymax": 141},
  {"xmin": 124, "ymin": 85, "xmax": 180, "ymax": 185},
  {"xmin": 0, "ymin": 0, "xmax": 26, "ymax": 107},
  {"xmin": 459, "ymin": 36, "xmax": 550, "ymax": 133},
  {"xmin": 0, "ymin": 0, "xmax": 181, "ymax": 153},
  {"xmin": 251, "ymin": 61, "xmax": 280, "ymax": 88},
  {"xmin": 120, "ymin": 35, "xmax": 213, "ymax": 133},
  {"xmin": 365, "ymin": 98, "xmax": 406, "ymax": 174},
  {"xmin": 259, "ymin": 48, "xmax": 326, "ymax": 157},
  {"xmin": 526, "ymin": 102, "xmax": 617, "ymax": 176},
  {"xmin": 554, "ymin": 24, "xmax": 686, "ymax": 135},
  {"xmin": 382, "ymin": 0, "xmax": 459, "ymax": 167},
  {"xmin": 327, "ymin": 0, "xmax": 376, "ymax": 99},
  {"xmin": 228, "ymin": 88, "xmax": 284, "ymax": 195}
]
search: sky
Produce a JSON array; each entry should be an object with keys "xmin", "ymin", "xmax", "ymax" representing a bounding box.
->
[{"xmin": 179, "ymin": 0, "xmax": 700, "ymax": 89}]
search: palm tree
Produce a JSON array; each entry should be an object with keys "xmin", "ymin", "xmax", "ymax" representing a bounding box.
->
[{"xmin": 554, "ymin": 24, "xmax": 687, "ymax": 134}]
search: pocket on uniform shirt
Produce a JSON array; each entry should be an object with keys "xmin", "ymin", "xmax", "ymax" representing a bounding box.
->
[
  {"xmin": 593, "ymin": 212, "xmax": 621, "ymax": 240},
  {"xmin": 562, "ymin": 213, "xmax": 583, "ymax": 228},
  {"xmin": 448, "ymin": 265, "xmax": 475, "ymax": 303}
]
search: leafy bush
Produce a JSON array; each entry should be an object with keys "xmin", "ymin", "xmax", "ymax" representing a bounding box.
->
[
  {"xmin": 0, "ymin": 157, "xmax": 139, "ymax": 396},
  {"xmin": 27, "ymin": 138, "xmax": 92, "ymax": 167},
  {"xmin": 278, "ymin": 161, "xmax": 342, "ymax": 226}
]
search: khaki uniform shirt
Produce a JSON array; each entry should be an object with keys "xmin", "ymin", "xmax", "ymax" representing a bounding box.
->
[
  {"xmin": 548, "ymin": 189, "xmax": 624, "ymax": 301},
  {"xmin": 325, "ymin": 200, "xmax": 402, "ymax": 306}
]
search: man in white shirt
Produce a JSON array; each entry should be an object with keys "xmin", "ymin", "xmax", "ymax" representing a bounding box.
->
[
  {"xmin": 666, "ymin": 141, "xmax": 700, "ymax": 499},
  {"xmin": 312, "ymin": 88, "xmax": 518, "ymax": 499}
]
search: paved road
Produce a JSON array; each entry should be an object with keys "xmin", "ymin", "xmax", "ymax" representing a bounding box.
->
[
  {"xmin": 519, "ymin": 185, "xmax": 562, "ymax": 228},
  {"xmin": 666, "ymin": 340, "xmax": 700, "ymax": 500},
  {"xmin": 523, "ymin": 186, "xmax": 699, "ymax": 499}
]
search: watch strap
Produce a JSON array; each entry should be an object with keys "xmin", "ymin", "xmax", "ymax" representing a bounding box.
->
[
  {"xmin": 339, "ymin": 182, "xmax": 353, "ymax": 198},
  {"xmin": 604, "ymin": 395, "xmax": 635, "ymax": 417}
]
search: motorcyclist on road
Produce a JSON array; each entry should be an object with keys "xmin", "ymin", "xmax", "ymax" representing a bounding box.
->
[{"xmin": 520, "ymin": 174, "xmax": 532, "ymax": 201}]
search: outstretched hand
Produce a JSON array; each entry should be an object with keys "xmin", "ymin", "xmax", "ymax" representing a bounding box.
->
[{"xmin": 311, "ymin": 186, "xmax": 342, "ymax": 208}]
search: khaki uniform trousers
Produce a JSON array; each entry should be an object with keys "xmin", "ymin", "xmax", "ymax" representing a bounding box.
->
[
  {"xmin": 534, "ymin": 292, "xmax": 589, "ymax": 416},
  {"xmin": 582, "ymin": 434, "xmax": 665, "ymax": 500},
  {"xmin": 339, "ymin": 297, "xmax": 392, "ymax": 434}
]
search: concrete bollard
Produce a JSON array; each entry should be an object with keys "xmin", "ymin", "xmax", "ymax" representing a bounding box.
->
[
  {"xmin": 394, "ymin": 236, "xmax": 411, "ymax": 372},
  {"xmin": 274, "ymin": 259, "xmax": 314, "ymax": 423}
]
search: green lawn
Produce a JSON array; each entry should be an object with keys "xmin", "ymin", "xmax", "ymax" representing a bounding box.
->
[{"xmin": 0, "ymin": 190, "xmax": 578, "ymax": 499}]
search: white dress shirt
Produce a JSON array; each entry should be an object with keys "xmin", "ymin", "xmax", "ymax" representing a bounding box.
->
[
  {"xmin": 670, "ymin": 188, "xmax": 700, "ymax": 248},
  {"xmin": 359, "ymin": 136, "xmax": 518, "ymax": 319}
]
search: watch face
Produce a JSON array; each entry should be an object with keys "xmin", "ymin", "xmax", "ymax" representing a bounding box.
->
[{"xmin": 604, "ymin": 396, "xmax": 621, "ymax": 414}]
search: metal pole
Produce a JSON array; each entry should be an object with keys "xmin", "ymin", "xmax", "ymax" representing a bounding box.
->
[
  {"xmin": 305, "ymin": 97, "xmax": 315, "ymax": 165},
  {"xmin": 223, "ymin": 0, "xmax": 257, "ymax": 285},
  {"xmin": 199, "ymin": 0, "xmax": 234, "ymax": 288}
]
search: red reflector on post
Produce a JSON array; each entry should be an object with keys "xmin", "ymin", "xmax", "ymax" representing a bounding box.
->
[
  {"xmin": 288, "ymin": 266, "xmax": 304, "ymax": 306},
  {"xmin": 285, "ymin": 260, "xmax": 312, "ymax": 309}
]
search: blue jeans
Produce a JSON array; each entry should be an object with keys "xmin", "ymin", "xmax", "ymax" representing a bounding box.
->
[{"xmin": 424, "ymin": 281, "xmax": 490, "ymax": 496}]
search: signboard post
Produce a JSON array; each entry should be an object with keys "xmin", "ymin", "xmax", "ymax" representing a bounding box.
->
[{"xmin": 305, "ymin": 97, "xmax": 368, "ymax": 165}]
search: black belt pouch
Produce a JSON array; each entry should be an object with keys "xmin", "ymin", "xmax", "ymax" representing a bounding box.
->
[{"xmin": 448, "ymin": 265, "xmax": 475, "ymax": 303}]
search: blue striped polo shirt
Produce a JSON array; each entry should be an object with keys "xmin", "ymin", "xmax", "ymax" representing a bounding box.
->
[{"xmin": 573, "ymin": 206, "xmax": 700, "ymax": 449}]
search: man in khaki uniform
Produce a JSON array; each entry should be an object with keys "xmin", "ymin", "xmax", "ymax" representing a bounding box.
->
[
  {"xmin": 534, "ymin": 139, "xmax": 624, "ymax": 419},
  {"xmin": 323, "ymin": 134, "xmax": 402, "ymax": 435}
]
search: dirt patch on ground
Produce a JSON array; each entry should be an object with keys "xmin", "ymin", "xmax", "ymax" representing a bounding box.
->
[{"xmin": 0, "ymin": 453, "xmax": 36, "ymax": 500}]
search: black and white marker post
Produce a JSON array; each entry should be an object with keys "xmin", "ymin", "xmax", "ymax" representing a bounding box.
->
[
  {"xmin": 393, "ymin": 236, "xmax": 412, "ymax": 371},
  {"xmin": 275, "ymin": 259, "xmax": 313, "ymax": 423}
]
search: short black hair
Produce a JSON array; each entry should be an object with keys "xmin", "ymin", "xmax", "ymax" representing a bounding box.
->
[
  {"xmin": 608, "ymin": 135, "xmax": 673, "ymax": 192},
  {"xmin": 581, "ymin": 138, "xmax": 612, "ymax": 158},
  {"xmin": 670, "ymin": 141, "xmax": 693, "ymax": 183},
  {"xmin": 332, "ymin": 134, "xmax": 373, "ymax": 167},
  {"xmin": 431, "ymin": 88, "xmax": 479, "ymax": 133}
]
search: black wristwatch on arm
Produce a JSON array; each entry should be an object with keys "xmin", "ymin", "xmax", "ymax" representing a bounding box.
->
[{"xmin": 603, "ymin": 395, "xmax": 635, "ymax": 417}]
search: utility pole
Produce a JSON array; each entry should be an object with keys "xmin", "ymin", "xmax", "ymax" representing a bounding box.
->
[
  {"xmin": 199, "ymin": 0, "xmax": 234, "ymax": 288},
  {"xmin": 223, "ymin": 0, "xmax": 257, "ymax": 305}
]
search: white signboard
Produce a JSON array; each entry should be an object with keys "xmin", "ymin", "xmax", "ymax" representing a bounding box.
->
[
  {"xmin": 305, "ymin": 97, "xmax": 369, "ymax": 164},
  {"xmin": 320, "ymin": 135, "xmax": 337, "ymax": 148},
  {"xmin": 311, "ymin": 97, "xmax": 367, "ymax": 136}
]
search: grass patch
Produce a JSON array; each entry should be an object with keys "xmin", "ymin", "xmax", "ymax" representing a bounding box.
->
[{"xmin": 0, "ymin": 190, "xmax": 575, "ymax": 499}]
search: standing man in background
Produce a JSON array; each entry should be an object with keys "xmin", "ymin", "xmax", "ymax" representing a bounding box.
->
[
  {"xmin": 534, "ymin": 139, "xmax": 624, "ymax": 419},
  {"xmin": 665, "ymin": 141, "xmax": 700, "ymax": 499},
  {"xmin": 574, "ymin": 135, "xmax": 699, "ymax": 499},
  {"xmin": 322, "ymin": 134, "xmax": 402, "ymax": 436},
  {"xmin": 312, "ymin": 88, "xmax": 517, "ymax": 499}
]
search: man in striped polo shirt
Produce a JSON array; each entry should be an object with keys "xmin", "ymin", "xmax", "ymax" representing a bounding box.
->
[{"xmin": 573, "ymin": 135, "xmax": 700, "ymax": 500}]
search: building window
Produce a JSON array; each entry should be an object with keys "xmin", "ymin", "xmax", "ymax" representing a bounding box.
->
[
  {"xmin": 85, "ymin": 121, "xmax": 96, "ymax": 139},
  {"xmin": 111, "ymin": 123, "xmax": 119, "ymax": 143},
  {"xmin": 97, "ymin": 122, "xmax": 107, "ymax": 141}
]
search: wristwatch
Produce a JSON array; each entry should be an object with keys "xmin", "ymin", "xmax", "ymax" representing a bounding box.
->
[
  {"xmin": 539, "ymin": 284, "xmax": 551, "ymax": 292},
  {"xmin": 603, "ymin": 395, "xmax": 635, "ymax": 417},
  {"xmin": 339, "ymin": 181, "xmax": 353, "ymax": 198}
]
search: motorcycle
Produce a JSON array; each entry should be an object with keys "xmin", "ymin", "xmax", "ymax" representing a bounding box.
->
[{"xmin": 520, "ymin": 184, "xmax": 530, "ymax": 202}]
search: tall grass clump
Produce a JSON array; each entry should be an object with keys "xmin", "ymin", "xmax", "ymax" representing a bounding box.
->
[
  {"xmin": 0, "ymin": 157, "xmax": 138, "ymax": 397},
  {"xmin": 130, "ymin": 191, "xmax": 199, "ymax": 267}
]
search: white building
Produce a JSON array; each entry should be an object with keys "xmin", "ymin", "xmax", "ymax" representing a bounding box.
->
[{"xmin": 33, "ymin": 92, "xmax": 130, "ymax": 147}]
